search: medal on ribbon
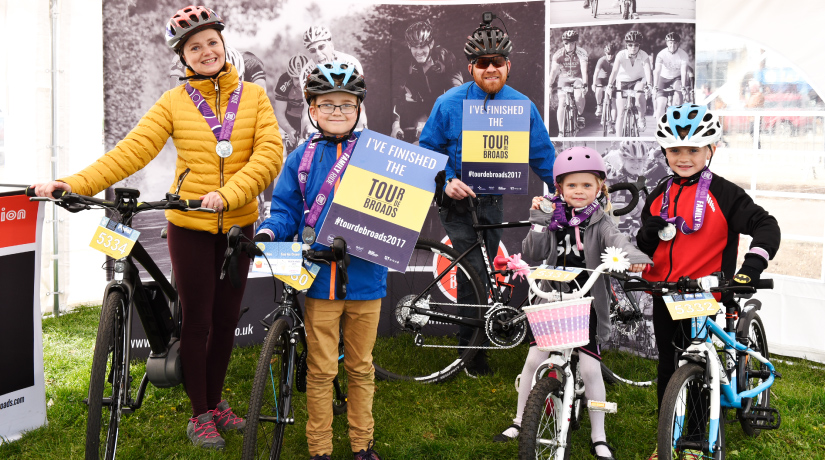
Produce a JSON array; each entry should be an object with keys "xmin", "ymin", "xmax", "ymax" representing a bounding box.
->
[
  {"xmin": 185, "ymin": 81, "xmax": 243, "ymax": 158},
  {"xmin": 659, "ymin": 168, "xmax": 713, "ymax": 240}
]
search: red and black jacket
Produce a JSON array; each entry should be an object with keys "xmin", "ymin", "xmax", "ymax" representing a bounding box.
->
[{"xmin": 637, "ymin": 172, "xmax": 780, "ymax": 283}]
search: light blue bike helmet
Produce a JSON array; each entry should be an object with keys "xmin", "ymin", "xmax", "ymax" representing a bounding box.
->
[{"xmin": 655, "ymin": 103, "xmax": 722, "ymax": 148}]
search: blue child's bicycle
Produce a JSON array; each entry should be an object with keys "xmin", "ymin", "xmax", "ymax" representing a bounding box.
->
[{"xmin": 616, "ymin": 271, "xmax": 780, "ymax": 460}]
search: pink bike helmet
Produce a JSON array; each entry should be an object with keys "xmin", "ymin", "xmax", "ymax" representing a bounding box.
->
[{"xmin": 553, "ymin": 147, "xmax": 607, "ymax": 185}]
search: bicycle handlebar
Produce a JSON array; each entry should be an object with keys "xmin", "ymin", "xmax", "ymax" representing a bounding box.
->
[
  {"xmin": 528, "ymin": 261, "xmax": 615, "ymax": 301},
  {"xmin": 607, "ymin": 176, "xmax": 644, "ymax": 217},
  {"xmin": 26, "ymin": 186, "xmax": 214, "ymax": 215},
  {"xmin": 222, "ymin": 225, "xmax": 351, "ymax": 298},
  {"xmin": 611, "ymin": 271, "xmax": 774, "ymax": 296}
]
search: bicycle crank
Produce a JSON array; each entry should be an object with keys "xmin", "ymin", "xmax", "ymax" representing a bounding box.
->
[{"xmin": 485, "ymin": 305, "xmax": 527, "ymax": 347}]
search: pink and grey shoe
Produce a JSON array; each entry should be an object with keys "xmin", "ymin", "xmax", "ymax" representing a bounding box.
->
[
  {"xmin": 187, "ymin": 411, "xmax": 226, "ymax": 450},
  {"xmin": 212, "ymin": 399, "xmax": 246, "ymax": 433}
]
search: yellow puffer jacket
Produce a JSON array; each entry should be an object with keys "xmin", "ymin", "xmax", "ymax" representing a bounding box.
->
[{"xmin": 61, "ymin": 63, "xmax": 282, "ymax": 234}]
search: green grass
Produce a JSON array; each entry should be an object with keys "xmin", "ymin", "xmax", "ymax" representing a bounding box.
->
[{"xmin": 1, "ymin": 305, "xmax": 824, "ymax": 459}]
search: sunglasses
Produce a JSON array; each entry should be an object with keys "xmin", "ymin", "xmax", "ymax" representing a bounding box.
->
[{"xmin": 473, "ymin": 56, "xmax": 508, "ymax": 68}]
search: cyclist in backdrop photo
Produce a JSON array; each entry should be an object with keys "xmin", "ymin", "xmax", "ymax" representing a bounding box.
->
[
  {"xmin": 274, "ymin": 54, "xmax": 310, "ymax": 152},
  {"xmin": 606, "ymin": 30, "xmax": 652, "ymax": 137},
  {"xmin": 549, "ymin": 29, "xmax": 589, "ymax": 137},
  {"xmin": 254, "ymin": 62, "xmax": 384, "ymax": 460},
  {"xmin": 635, "ymin": 104, "xmax": 780, "ymax": 460},
  {"xmin": 31, "ymin": 5, "xmax": 283, "ymax": 451},
  {"xmin": 652, "ymin": 32, "xmax": 690, "ymax": 123},
  {"xmin": 170, "ymin": 43, "xmax": 268, "ymax": 91},
  {"xmin": 493, "ymin": 147, "xmax": 651, "ymax": 460},
  {"xmin": 593, "ymin": 43, "xmax": 617, "ymax": 134},
  {"xmin": 391, "ymin": 20, "xmax": 463, "ymax": 145},
  {"xmin": 299, "ymin": 25, "xmax": 367, "ymax": 136},
  {"xmin": 419, "ymin": 12, "xmax": 556, "ymax": 377}
]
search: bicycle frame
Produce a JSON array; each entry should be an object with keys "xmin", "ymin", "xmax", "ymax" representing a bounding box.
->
[
  {"xmin": 404, "ymin": 206, "xmax": 530, "ymax": 329},
  {"xmin": 672, "ymin": 310, "xmax": 777, "ymax": 454}
]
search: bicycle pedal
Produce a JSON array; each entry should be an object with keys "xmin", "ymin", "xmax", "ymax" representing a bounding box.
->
[
  {"xmin": 587, "ymin": 400, "xmax": 617, "ymax": 414},
  {"xmin": 121, "ymin": 407, "xmax": 135, "ymax": 415},
  {"xmin": 741, "ymin": 407, "xmax": 781, "ymax": 430}
]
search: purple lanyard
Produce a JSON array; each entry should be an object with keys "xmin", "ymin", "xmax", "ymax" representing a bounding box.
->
[
  {"xmin": 185, "ymin": 81, "xmax": 243, "ymax": 144},
  {"xmin": 298, "ymin": 134, "xmax": 357, "ymax": 228},
  {"xmin": 660, "ymin": 168, "xmax": 713, "ymax": 235},
  {"xmin": 544, "ymin": 195, "xmax": 600, "ymax": 231}
]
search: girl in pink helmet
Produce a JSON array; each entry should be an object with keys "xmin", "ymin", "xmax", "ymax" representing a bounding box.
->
[{"xmin": 495, "ymin": 147, "xmax": 651, "ymax": 460}]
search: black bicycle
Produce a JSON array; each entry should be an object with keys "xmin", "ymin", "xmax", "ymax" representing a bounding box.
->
[
  {"xmin": 372, "ymin": 180, "xmax": 643, "ymax": 384},
  {"xmin": 227, "ymin": 227, "xmax": 351, "ymax": 460},
  {"xmin": 28, "ymin": 182, "xmax": 212, "ymax": 460}
]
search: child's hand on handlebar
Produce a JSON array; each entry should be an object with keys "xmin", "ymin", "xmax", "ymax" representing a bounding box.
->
[{"xmin": 628, "ymin": 263, "xmax": 648, "ymax": 273}]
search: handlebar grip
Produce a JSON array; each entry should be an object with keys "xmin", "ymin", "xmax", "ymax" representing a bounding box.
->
[
  {"xmin": 185, "ymin": 199, "xmax": 203, "ymax": 208},
  {"xmin": 607, "ymin": 181, "xmax": 640, "ymax": 217},
  {"xmin": 26, "ymin": 187, "xmax": 66, "ymax": 199},
  {"xmin": 757, "ymin": 279, "xmax": 774, "ymax": 290}
]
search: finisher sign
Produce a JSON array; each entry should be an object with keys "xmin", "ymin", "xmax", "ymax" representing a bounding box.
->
[
  {"xmin": 317, "ymin": 130, "xmax": 446, "ymax": 272},
  {"xmin": 461, "ymin": 100, "xmax": 530, "ymax": 194}
]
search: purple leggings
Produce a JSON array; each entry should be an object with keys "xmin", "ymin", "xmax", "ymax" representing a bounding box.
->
[{"xmin": 166, "ymin": 223, "xmax": 252, "ymax": 416}]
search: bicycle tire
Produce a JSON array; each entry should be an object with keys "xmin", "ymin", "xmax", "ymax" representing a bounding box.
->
[
  {"xmin": 600, "ymin": 361, "xmax": 656, "ymax": 387},
  {"xmin": 242, "ymin": 319, "xmax": 291, "ymax": 460},
  {"xmin": 518, "ymin": 376, "xmax": 574, "ymax": 460},
  {"xmin": 373, "ymin": 238, "xmax": 486, "ymax": 383},
  {"xmin": 622, "ymin": 0, "xmax": 630, "ymax": 19},
  {"xmin": 602, "ymin": 97, "xmax": 611, "ymax": 137},
  {"xmin": 592, "ymin": 0, "xmax": 598, "ymax": 17},
  {"xmin": 85, "ymin": 291, "xmax": 126, "ymax": 460},
  {"xmin": 658, "ymin": 363, "xmax": 724, "ymax": 460},
  {"xmin": 736, "ymin": 313, "xmax": 770, "ymax": 437}
]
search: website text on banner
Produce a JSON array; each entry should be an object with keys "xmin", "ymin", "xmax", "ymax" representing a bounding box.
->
[
  {"xmin": 461, "ymin": 100, "xmax": 530, "ymax": 194},
  {"xmin": 317, "ymin": 129, "xmax": 447, "ymax": 272},
  {"xmin": 0, "ymin": 193, "xmax": 47, "ymax": 443}
]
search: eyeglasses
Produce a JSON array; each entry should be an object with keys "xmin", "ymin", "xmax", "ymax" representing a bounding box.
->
[
  {"xmin": 473, "ymin": 56, "xmax": 508, "ymax": 68},
  {"xmin": 316, "ymin": 103, "xmax": 357, "ymax": 114}
]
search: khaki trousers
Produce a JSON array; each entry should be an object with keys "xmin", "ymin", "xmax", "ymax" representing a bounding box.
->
[{"xmin": 304, "ymin": 297, "xmax": 381, "ymax": 456}]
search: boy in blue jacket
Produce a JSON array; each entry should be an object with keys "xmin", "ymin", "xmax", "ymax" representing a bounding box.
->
[{"xmin": 255, "ymin": 62, "xmax": 384, "ymax": 460}]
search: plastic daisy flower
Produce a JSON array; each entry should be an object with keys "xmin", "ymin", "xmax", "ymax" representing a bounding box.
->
[{"xmin": 601, "ymin": 246, "xmax": 630, "ymax": 272}]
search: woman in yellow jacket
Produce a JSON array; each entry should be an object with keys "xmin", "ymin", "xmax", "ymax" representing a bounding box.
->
[{"xmin": 31, "ymin": 5, "xmax": 282, "ymax": 450}]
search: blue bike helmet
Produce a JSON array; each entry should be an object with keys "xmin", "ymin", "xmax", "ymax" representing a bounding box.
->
[
  {"xmin": 655, "ymin": 104, "xmax": 722, "ymax": 148},
  {"xmin": 303, "ymin": 61, "xmax": 367, "ymax": 104}
]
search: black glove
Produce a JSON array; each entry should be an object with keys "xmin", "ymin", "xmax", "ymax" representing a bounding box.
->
[
  {"xmin": 733, "ymin": 254, "xmax": 767, "ymax": 288},
  {"xmin": 253, "ymin": 232, "xmax": 272, "ymax": 243},
  {"xmin": 638, "ymin": 216, "xmax": 669, "ymax": 241},
  {"xmin": 239, "ymin": 242, "xmax": 264, "ymax": 258}
]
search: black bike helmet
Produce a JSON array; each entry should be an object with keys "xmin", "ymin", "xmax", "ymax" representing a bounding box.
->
[
  {"xmin": 464, "ymin": 13, "xmax": 512, "ymax": 61},
  {"xmin": 604, "ymin": 43, "xmax": 616, "ymax": 54},
  {"xmin": 405, "ymin": 21, "xmax": 434, "ymax": 47},
  {"xmin": 303, "ymin": 61, "xmax": 367, "ymax": 104},
  {"xmin": 665, "ymin": 32, "xmax": 681, "ymax": 42},
  {"xmin": 561, "ymin": 30, "xmax": 579, "ymax": 42}
]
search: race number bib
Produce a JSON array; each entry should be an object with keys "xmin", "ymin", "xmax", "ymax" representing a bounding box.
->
[
  {"xmin": 275, "ymin": 261, "xmax": 322, "ymax": 291},
  {"xmin": 89, "ymin": 217, "xmax": 140, "ymax": 259},
  {"xmin": 251, "ymin": 242, "xmax": 302, "ymax": 276},
  {"xmin": 529, "ymin": 266, "xmax": 584, "ymax": 282},
  {"xmin": 663, "ymin": 292, "xmax": 720, "ymax": 320}
]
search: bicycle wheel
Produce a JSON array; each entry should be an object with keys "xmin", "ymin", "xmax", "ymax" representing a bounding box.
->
[
  {"xmin": 518, "ymin": 376, "xmax": 573, "ymax": 460},
  {"xmin": 658, "ymin": 363, "xmax": 724, "ymax": 460},
  {"xmin": 374, "ymin": 238, "xmax": 486, "ymax": 383},
  {"xmin": 85, "ymin": 291, "xmax": 126, "ymax": 460},
  {"xmin": 602, "ymin": 98, "xmax": 611, "ymax": 137},
  {"xmin": 737, "ymin": 313, "xmax": 770, "ymax": 436},
  {"xmin": 602, "ymin": 280, "xmax": 658, "ymax": 386},
  {"xmin": 592, "ymin": 0, "xmax": 598, "ymax": 17},
  {"xmin": 242, "ymin": 319, "xmax": 291, "ymax": 460}
]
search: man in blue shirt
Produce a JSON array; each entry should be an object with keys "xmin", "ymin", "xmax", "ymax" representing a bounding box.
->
[{"xmin": 419, "ymin": 12, "xmax": 556, "ymax": 376}]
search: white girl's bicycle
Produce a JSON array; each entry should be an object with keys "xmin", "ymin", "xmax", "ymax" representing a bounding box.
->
[{"xmin": 518, "ymin": 248, "xmax": 629, "ymax": 460}]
